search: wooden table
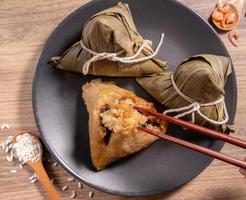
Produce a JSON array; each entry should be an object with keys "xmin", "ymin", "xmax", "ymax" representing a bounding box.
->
[{"xmin": 0, "ymin": 0, "xmax": 245, "ymax": 199}]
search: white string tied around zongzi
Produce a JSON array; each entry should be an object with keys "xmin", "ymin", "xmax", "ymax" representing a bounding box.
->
[
  {"xmin": 80, "ymin": 33, "xmax": 165, "ymax": 75},
  {"xmin": 163, "ymin": 74, "xmax": 229, "ymax": 125}
]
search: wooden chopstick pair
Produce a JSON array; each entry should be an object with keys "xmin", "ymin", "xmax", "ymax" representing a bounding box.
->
[{"xmin": 133, "ymin": 106, "xmax": 246, "ymax": 169}]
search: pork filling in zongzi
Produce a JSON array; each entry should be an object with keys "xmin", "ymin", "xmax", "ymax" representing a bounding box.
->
[{"xmin": 100, "ymin": 98, "xmax": 165, "ymax": 140}]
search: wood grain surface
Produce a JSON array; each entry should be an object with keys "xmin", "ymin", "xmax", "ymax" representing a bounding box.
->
[{"xmin": 0, "ymin": 0, "xmax": 245, "ymax": 199}]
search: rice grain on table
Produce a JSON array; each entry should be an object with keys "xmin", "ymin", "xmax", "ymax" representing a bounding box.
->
[
  {"xmin": 1, "ymin": 123, "xmax": 10, "ymax": 130},
  {"xmin": 53, "ymin": 162, "xmax": 58, "ymax": 167},
  {"xmin": 5, "ymin": 146, "xmax": 9, "ymax": 153},
  {"xmin": 5, "ymin": 140, "xmax": 10, "ymax": 146},
  {"xmin": 7, "ymin": 149, "xmax": 14, "ymax": 160},
  {"xmin": 19, "ymin": 163, "xmax": 23, "ymax": 169},
  {"xmin": 78, "ymin": 182, "xmax": 83, "ymax": 189},
  {"xmin": 70, "ymin": 190, "xmax": 76, "ymax": 199},
  {"xmin": 8, "ymin": 143, "xmax": 13, "ymax": 149},
  {"xmin": 6, "ymin": 156, "xmax": 11, "ymax": 162},
  {"xmin": 6, "ymin": 136, "xmax": 13, "ymax": 144},
  {"xmin": 9, "ymin": 154, "xmax": 14, "ymax": 162},
  {"xmin": 68, "ymin": 177, "xmax": 75, "ymax": 182},
  {"xmin": 34, "ymin": 173, "xmax": 39, "ymax": 180},
  {"xmin": 62, "ymin": 185, "xmax": 69, "ymax": 191},
  {"xmin": 1, "ymin": 141, "xmax": 5, "ymax": 149},
  {"xmin": 29, "ymin": 175, "xmax": 35, "ymax": 180},
  {"xmin": 89, "ymin": 191, "xmax": 94, "ymax": 198},
  {"xmin": 10, "ymin": 169, "xmax": 17, "ymax": 174},
  {"xmin": 31, "ymin": 179, "xmax": 38, "ymax": 184}
]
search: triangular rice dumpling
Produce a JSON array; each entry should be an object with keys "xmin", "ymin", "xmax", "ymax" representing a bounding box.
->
[
  {"xmin": 137, "ymin": 54, "xmax": 232, "ymax": 130},
  {"xmin": 51, "ymin": 3, "xmax": 167, "ymax": 77},
  {"xmin": 82, "ymin": 79, "xmax": 167, "ymax": 170}
]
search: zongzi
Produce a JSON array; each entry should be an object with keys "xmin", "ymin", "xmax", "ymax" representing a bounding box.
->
[
  {"xmin": 137, "ymin": 54, "xmax": 232, "ymax": 130},
  {"xmin": 82, "ymin": 79, "xmax": 167, "ymax": 170},
  {"xmin": 51, "ymin": 3, "xmax": 168, "ymax": 77}
]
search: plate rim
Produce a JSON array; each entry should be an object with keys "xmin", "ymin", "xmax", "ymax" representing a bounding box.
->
[{"xmin": 32, "ymin": 0, "xmax": 237, "ymax": 196}]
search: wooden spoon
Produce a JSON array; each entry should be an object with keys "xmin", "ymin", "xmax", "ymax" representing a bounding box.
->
[{"xmin": 13, "ymin": 131, "xmax": 62, "ymax": 200}]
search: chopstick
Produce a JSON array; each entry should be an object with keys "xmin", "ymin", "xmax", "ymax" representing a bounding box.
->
[
  {"xmin": 137, "ymin": 126, "xmax": 246, "ymax": 169},
  {"xmin": 134, "ymin": 106, "xmax": 246, "ymax": 149},
  {"xmin": 133, "ymin": 106, "xmax": 246, "ymax": 169}
]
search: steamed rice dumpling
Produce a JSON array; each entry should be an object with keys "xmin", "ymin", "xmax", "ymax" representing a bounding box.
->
[
  {"xmin": 82, "ymin": 79, "xmax": 167, "ymax": 170},
  {"xmin": 50, "ymin": 3, "xmax": 168, "ymax": 77},
  {"xmin": 137, "ymin": 54, "xmax": 232, "ymax": 130}
]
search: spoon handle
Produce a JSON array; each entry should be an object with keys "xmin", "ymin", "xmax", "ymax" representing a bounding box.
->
[{"xmin": 31, "ymin": 160, "xmax": 61, "ymax": 200}]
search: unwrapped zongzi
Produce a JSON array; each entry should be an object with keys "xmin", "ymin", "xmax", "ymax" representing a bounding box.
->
[
  {"xmin": 82, "ymin": 79, "xmax": 167, "ymax": 170},
  {"xmin": 50, "ymin": 3, "xmax": 168, "ymax": 77}
]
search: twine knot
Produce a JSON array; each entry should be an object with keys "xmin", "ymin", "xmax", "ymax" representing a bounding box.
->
[
  {"xmin": 164, "ymin": 74, "xmax": 229, "ymax": 125},
  {"xmin": 79, "ymin": 33, "xmax": 165, "ymax": 75}
]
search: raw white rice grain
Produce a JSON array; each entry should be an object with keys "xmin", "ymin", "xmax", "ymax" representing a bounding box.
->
[
  {"xmin": 70, "ymin": 190, "xmax": 76, "ymax": 199},
  {"xmin": 6, "ymin": 156, "xmax": 11, "ymax": 162},
  {"xmin": 29, "ymin": 174, "xmax": 36, "ymax": 180},
  {"xmin": 9, "ymin": 154, "xmax": 14, "ymax": 162},
  {"xmin": 1, "ymin": 123, "xmax": 10, "ymax": 130},
  {"xmin": 11, "ymin": 154, "xmax": 14, "ymax": 161},
  {"xmin": 53, "ymin": 162, "xmax": 58, "ymax": 167},
  {"xmin": 2, "ymin": 141, "xmax": 5, "ymax": 150},
  {"xmin": 34, "ymin": 173, "xmax": 39, "ymax": 180},
  {"xmin": 31, "ymin": 179, "xmax": 38, "ymax": 184},
  {"xmin": 8, "ymin": 143, "xmax": 13, "ymax": 149},
  {"xmin": 62, "ymin": 185, "xmax": 69, "ymax": 191},
  {"xmin": 78, "ymin": 182, "xmax": 83, "ymax": 189},
  {"xmin": 19, "ymin": 163, "xmax": 23, "ymax": 169},
  {"xmin": 29, "ymin": 173, "xmax": 38, "ymax": 180},
  {"xmin": 89, "ymin": 191, "xmax": 94, "ymax": 198},
  {"xmin": 10, "ymin": 169, "xmax": 17, "ymax": 174},
  {"xmin": 5, "ymin": 146, "xmax": 9, "ymax": 153},
  {"xmin": 5, "ymin": 137, "xmax": 13, "ymax": 146},
  {"xmin": 5, "ymin": 140, "xmax": 10, "ymax": 146},
  {"xmin": 68, "ymin": 177, "xmax": 75, "ymax": 182},
  {"xmin": 6, "ymin": 155, "xmax": 14, "ymax": 162}
]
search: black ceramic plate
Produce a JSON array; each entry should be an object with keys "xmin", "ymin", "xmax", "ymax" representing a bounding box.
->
[{"xmin": 32, "ymin": 0, "xmax": 237, "ymax": 196}]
